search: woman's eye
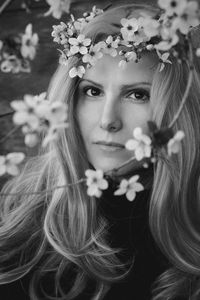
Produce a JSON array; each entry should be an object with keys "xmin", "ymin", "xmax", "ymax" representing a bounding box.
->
[
  {"xmin": 84, "ymin": 87, "xmax": 102, "ymax": 97},
  {"xmin": 127, "ymin": 89, "xmax": 150, "ymax": 102}
]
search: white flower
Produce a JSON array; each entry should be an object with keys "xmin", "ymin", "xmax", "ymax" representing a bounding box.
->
[
  {"xmin": 119, "ymin": 51, "xmax": 137, "ymax": 69},
  {"xmin": 121, "ymin": 17, "xmax": 149, "ymax": 45},
  {"xmin": 11, "ymin": 94, "xmax": 41, "ymax": 129},
  {"xmin": 69, "ymin": 66, "xmax": 85, "ymax": 78},
  {"xmin": 45, "ymin": 0, "xmax": 70, "ymax": 19},
  {"xmin": 114, "ymin": 175, "xmax": 144, "ymax": 201},
  {"xmin": 125, "ymin": 127, "xmax": 152, "ymax": 161},
  {"xmin": 0, "ymin": 152, "xmax": 25, "ymax": 176},
  {"xmin": 69, "ymin": 34, "xmax": 91, "ymax": 55},
  {"xmin": 121, "ymin": 18, "xmax": 139, "ymax": 41},
  {"xmin": 156, "ymin": 51, "xmax": 172, "ymax": 71},
  {"xmin": 167, "ymin": 130, "xmax": 185, "ymax": 156},
  {"xmin": 21, "ymin": 24, "xmax": 39, "ymax": 60},
  {"xmin": 85, "ymin": 169, "xmax": 108, "ymax": 198},
  {"xmin": 158, "ymin": 0, "xmax": 187, "ymax": 16},
  {"xmin": 103, "ymin": 36, "xmax": 120, "ymax": 57},
  {"xmin": 82, "ymin": 42, "xmax": 104, "ymax": 66}
]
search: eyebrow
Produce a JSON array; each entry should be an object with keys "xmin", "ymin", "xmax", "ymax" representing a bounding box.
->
[{"xmin": 79, "ymin": 79, "xmax": 151, "ymax": 90}]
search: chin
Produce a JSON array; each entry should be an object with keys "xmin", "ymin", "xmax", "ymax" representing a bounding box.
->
[{"xmin": 92, "ymin": 158, "xmax": 125, "ymax": 172}]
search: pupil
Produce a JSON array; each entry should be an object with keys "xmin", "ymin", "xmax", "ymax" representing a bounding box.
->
[
  {"xmin": 92, "ymin": 89, "xmax": 98, "ymax": 95},
  {"xmin": 135, "ymin": 92, "xmax": 142, "ymax": 98}
]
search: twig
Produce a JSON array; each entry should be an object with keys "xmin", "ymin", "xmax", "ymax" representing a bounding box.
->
[
  {"xmin": 106, "ymin": 156, "xmax": 136, "ymax": 177},
  {"xmin": 0, "ymin": 125, "xmax": 20, "ymax": 144},
  {"xmin": 0, "ymin": 0, "xmax": 12, "ymax": 14},
  {"xmin": 0, "ymin": 111, "xmax": 14, "ymax": 118}
]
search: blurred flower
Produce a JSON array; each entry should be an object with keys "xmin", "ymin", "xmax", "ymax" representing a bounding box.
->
[
  {"xmin": 0, "ymin": 152, "xmax": 25, "ymax": 176},
  {"xmin": 45, "ymin": 0, "xmax": 70, "ymax": 19},
  {"xmin": 196, "ymin": 48, "xmax": 200, "ymax": 57},
  {"xmin": 141, "ymin": 17, "xmax": 160, "ymax": 38},
  {"xmin": 11, "ymin": 93, "xmax": 68, "ymax": 147},
  {"xmin": 11, "ymin": 94, "xmax": 42, "ymax": 129},
  {"xmin": 158, "ymin": 0, "xmax": 187, "ymax": 16},
  {"xmin": 171, "ymin": 1, "xmax": 199, "ymax": 35},
  {"xmin": 85, "ymin": 169, "xmax": 108, "ymax": 198},
  {"xmin": 167, "ymin": 130, "xmax": 185, "ymax": 156},
  {"xmin": 125, "ymin": 127, "xmax": 152, "ymax": 161},
  {"xmin": 42, "ymin": 123, "xmax": 68, "ymax": 147},
  {"xmin": 23, "ymin": 129, "xmax": 39, "ymax": 147},
  {"xmin": 114, "ymin": 175, "xmax": 144, "ymax": 201},
  {"xmin": 21, "ymin": 24, "xmax": 39, "ymax": 60}
]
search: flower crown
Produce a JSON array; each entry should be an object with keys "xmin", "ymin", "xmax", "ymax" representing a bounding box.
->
[{"xmin": 52, "ymin": 0, "xmax": 200, "ymax": 78}]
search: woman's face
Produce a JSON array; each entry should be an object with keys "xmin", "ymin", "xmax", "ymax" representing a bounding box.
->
[{"xmin": 76, "ymin": 52, "xmax": 158, "ymax": 172}]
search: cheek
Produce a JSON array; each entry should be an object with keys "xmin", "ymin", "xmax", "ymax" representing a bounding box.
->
[
  {"xmin": 124, "ymin": 105, "xmax": 152, "ymax": 133},
  {"xmin": 76, "ymin": 102, "xmax": 100, "ymax": 140}
]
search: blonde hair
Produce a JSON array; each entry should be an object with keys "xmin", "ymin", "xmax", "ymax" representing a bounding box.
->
[{"xmin": 0, "ymin": 3, "xmax": 200, "ymax": 300}]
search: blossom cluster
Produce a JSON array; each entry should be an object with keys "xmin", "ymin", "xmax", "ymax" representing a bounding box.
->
[
  {"xmin": 52, "ymin": 0, "xmax": 200, "ymax": 77},
  {"xmin": 11, "ymin": 92, "xmax": 68, "ymax": 147},
  {"xmin": 0, "ymin": 24, "xmax": 38, "ymax": 74}
]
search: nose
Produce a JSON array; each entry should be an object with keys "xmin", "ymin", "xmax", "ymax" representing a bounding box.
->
[{"xmin": 99, "ymin": 95, "xmax": 122, "ymax": 132}]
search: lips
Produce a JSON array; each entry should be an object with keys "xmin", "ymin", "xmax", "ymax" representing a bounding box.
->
[{"xmin": 94, "ymin": 141, "xmax": 125, "ymax": 148}]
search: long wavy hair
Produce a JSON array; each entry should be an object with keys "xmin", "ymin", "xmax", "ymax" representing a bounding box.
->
[{"xmin": 1, "ymin": 3, "xmax": 200, "ymax": 300}]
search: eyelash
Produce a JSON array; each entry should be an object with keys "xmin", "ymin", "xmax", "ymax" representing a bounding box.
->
[{"xmin": 82, "ymin": 86, "xmax": 150, "ymax": 102}]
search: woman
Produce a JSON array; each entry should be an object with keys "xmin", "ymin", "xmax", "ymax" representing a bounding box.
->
[{"xmin": 1, "ymin": 2, "xmax": 200, "ymax": 300}]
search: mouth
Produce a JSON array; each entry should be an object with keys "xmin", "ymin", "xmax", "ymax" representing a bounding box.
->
[{"xmin": 94, "ymin": 141, "xmax": 125, "ymax": 152}]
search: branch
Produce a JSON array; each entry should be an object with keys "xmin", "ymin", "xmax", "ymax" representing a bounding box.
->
[
  {"xmin": 0, "ymin": 111, "xmax": 14, "ymax": 118},
  {"xmin": 0, "ymin": 125, "xmax": 20, "ymax": 144},
  {"xmin": 0, "ymin": 0, "xmax": 12, "ymax": 15}
]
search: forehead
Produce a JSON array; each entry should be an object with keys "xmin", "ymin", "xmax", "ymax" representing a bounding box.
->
[{"xmin": 83, "ymin": 52, "xmax": 159, "ymax": 85}]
